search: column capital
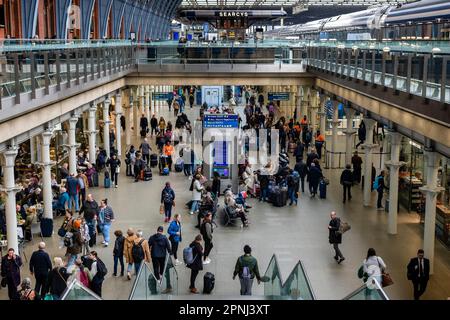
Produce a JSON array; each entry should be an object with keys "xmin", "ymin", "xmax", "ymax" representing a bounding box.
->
[
  {"xmin": 1, "ymin": 148, "xmax": 18, "ymax": 167},
  {"xmin": 89, "ymin": 106, "xmax": 98, "ymax": 113},
  {"xmin": 419, "ymin": 186, "xmax": 445, "ymax": 195},
  {"xmin": 385, "ymin": 160, "xmax": 406, "ymax": 169},
  {"xmin": 344, "ymin": 107, "xmax": 356, "ymax": 118},
  {"xmin": 363, "ymin": 118, "xmax": 377, "ymax": 130},
  {"xmin": 387, "ymin": 131, "xmax": 402, "ymax": 145},
  {"xmin": 62, "ymin": 143, "xmax": 81, "ymax": 149},
  {"xmin": 343, "ymin": 129, "xmax": 357, "ymax": 135},
  {"xmin": 69, "ymin": 117, "xmax": 79, "ymax": 125},
  {"xmin": 41, "ymin": 130, "xmax": 53, "ymax": 144}
]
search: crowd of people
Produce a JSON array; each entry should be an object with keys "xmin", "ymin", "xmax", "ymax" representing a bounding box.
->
[{"xmin": 0, "ymin": 86, "xmax": 434, "ymax": 301}]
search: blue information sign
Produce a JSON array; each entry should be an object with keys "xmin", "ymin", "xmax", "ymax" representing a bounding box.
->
[
  {"xmin": 268, "ymin": 92, "xmax": 290, "ymax": 101},
  {"xmin": 203, "ymin": 114, "xmax": 239, "ymax": 128},
  {"xmin": 153, "ymin": 93, "xmax": 169, "ymax": 101}
]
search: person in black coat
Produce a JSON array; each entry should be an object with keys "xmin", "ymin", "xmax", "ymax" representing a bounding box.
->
[
  {"xmin": 148, "ymin": 226, "xmax": 172, "ymax": 280},
  {"xmin": 294, "ymin": 160, "xmax": 308, "ymax": 193},
  {"xmin": 407, "ymin": 249, "xmax": 430, "ymax": 300},
  {"xmin": 340, "ymin": 164, "xmax": 354, "ymax": 203},
  {"xmin": 113, "ymin": 230, "xmax": 125, "ymax": 277},
  {"xmin": 47, "ymin": 257, "xmax": 69, "ymax": 300},
  {"xmin": 328, "ymin": 212, "xmax": 344, "ymax": 263},
  {"xmin": 187, "ymin": 234, "xmax": 204, "ymax": 294},
  {"xmin": 29, "ymin": 242, "xmax": 52, "ymax": 297},
  {"xmin": 294, "ymin": 142, "xmax": 305, "ymax": 163},
  {"xmin": 107, "ymin": 154, "xmax": 121, "ymax": 188},
  {"xmin": 1, "ymin": 248, "xmax": 23, "ymax": 300},
  {"xmin": 150, "ymin": 114, "xmax": 158, "ymax": 136},
  {"xmin": 308, "ymin": 163, "xmax": 322, "ymax": 197},
  {"xmin": 306, "ymin": 149, "xmax": 319, "ymax": 169},
  {"xmin": 211, "ymin": 171, "xmax": 221, "ymax": 197},
  {"xmin": 356, "ymin": 121, "xmax": 366, "ymax": 148},
  {"xmin": 140, "ymin": 114, "xmax": 149, "ymax": 137}
]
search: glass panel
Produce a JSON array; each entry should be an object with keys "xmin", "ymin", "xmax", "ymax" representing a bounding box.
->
[
  {"xmin": 343, "ymin": 278, "xmax": 389, "ymax": 300},
  {"xmin": 61, "ymin": 279, "xmax": 102, "ymax": 300},
  {"xmin": 280, "ymin": 261, "xmax": 315, "ymax": 300},
  {"xmin": 263, "ymin": 255, "xmax": 283, "ymax": 298}
]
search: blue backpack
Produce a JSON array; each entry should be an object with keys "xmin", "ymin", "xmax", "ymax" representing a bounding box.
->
[
  {"xmin": 373, "ymin": 176, "xmax": 381, "ymax": 190},
  {"xmin": 183, "ymin": 246, "xmax": 196, "ymax": 265}
]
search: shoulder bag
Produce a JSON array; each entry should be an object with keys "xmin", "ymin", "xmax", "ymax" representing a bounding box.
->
[{"xmin": 378, "ymin": 258, "xmax": 393, "ymax": 287}]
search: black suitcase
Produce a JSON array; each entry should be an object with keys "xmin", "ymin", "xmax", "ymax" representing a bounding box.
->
[
  {"xmin": 203, "ymin": 272, "xmax": 215, "ymax": 294},
  {"xmin": 150, "ymin": 154, "xmax": 158, "ymax": 167},
  {"xmin": 144, "ymin": 168, "xmax": 153, "ymax": 181},
  {"xmin": 273, "ymin": 189, "xmax": 288, "ymax": 207},
  {"xmin": 40, "ymin": 218, "xmax": 53, "ymax": 237},
  {"xmin": 319, "ymin": 180, "xmax": 327, "ymax": 199},
  {"xmin": 92, "ymin": 172, "xmax": 99, "ymax": 187}
]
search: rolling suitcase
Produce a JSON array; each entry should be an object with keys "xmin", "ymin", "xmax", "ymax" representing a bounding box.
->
[
  {"xmin": 203, "ymin": 272, "xmax": 215, "ymax": 294},
  {"xmin": 162, "ymin": 167, "xmax": 170, "ymax": 176},
  {"xmin": 273, "ymin": 189, "xmax": 288, "ymax": 207},
  {"xmin": 174, "ymin": 158, "xmax": 184, "ymax": 172},
  {"xmin": 104, "ymin": 171, "xmax": 111, "ymax": 188},
  {"xmin": 319, "ymin": 180, "xmax": 327, "ymax": 199},
  {"xmin": 92, "ymin": 172, "xmax": 99, "ymax": 187},
  {"xmin": 144, "ymin": 168, "xmax": 153, "ymax": 181},
  {"xmin": 150, "ymin": 154, "xmax": 158, "ymax": 167}
]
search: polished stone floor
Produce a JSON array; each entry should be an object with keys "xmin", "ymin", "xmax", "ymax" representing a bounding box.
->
[{"xmin": 1, "ymin": 102, "xmax": 449, "ymax": 300}]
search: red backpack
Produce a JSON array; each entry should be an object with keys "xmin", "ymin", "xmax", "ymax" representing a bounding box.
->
[{"xmin": 79, "ymin": 268, "xmax": 90, "ymax": 288}]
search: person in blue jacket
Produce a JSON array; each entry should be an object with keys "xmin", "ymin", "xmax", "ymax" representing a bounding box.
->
[
  {"xmin": 52, "ymin": 187, "xmax": 70, "ymax": 216},
  {"xmin": 167, "ymin": 214, "xmax": 182, "ymax": 266},
  {"xmin": 161, "ymin": 182, "xmax": 176, "ymax": 223}
]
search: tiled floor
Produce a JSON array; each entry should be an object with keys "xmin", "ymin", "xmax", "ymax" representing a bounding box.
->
[{"xmin": 1, "ymin": 102, "xmax": 449, "ymax": 300}]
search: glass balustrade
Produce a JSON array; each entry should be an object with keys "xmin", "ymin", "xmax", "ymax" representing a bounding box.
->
[
  {"xmin": 128, "ymin": 253, "xmax": 178, "ymax": 300},
  {"xmin": 263, "ymin": 254, "xmax": 315, "ymax": 300},
  {"xmin": 343, "ymin": 278, "xmax": 389, "ymax": 300},
  {"xmin": 60, "ymin": 278, "xmax": 102, "ymax": 301}
]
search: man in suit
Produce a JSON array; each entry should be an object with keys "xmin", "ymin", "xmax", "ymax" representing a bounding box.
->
[
  {"xmin": 29, "ymin": 242, "xmax": 52, "ymax": 297},
  {"xmin": 407, "ymin": 249, "xmax": 430, "ymax": 300}
]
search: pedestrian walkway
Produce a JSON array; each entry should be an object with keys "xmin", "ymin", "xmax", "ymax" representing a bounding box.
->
[{"xmin": 2, "ymin": 103, "xmax": 449, "ymax": 300}]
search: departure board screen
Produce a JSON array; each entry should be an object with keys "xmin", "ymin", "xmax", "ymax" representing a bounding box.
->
[{"xmin": 203, "ymin": 114, "xmax": 239, "ymax": 128}]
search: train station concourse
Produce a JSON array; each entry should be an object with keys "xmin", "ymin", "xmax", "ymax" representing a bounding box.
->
[{"xmin": 0, "ymin": 0, "xmax": 449, "ymax": 306}]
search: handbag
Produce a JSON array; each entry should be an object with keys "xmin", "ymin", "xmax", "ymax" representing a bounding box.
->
[
  {"xmin": 172, "ymin": 200, "xmax": 176, "ymax": 207},
  {"xmin": 1, "ymin": 277, "xmax": 7, "ymax": 288},
  {"xmin": 378, "ymin": 258, "xmax": 394, "ymax": 287},
  {"xmin": 159, "ymin": 204, "xmax": 164, "ymax": 215},
  {"xmin": 115, "ymin": 167, "xmax": 120, "ymax": 174}
]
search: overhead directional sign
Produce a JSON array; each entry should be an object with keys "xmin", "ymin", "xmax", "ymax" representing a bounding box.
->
[{"xmin": 268, "ymin": 92, "xmax": 290, "ymax": 101}]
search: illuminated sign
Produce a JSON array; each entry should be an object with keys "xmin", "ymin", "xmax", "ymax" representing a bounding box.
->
[
  {"xmin": 268, "ymin": 92, "xmax": 290, "ymax": 101},
  {"xmin": 203, "ymin": 114, "xmax": 239, "ymax": 128},
  {"xmin": 218, "ymin": 11, "xmax": 249, "ymax": 18}
]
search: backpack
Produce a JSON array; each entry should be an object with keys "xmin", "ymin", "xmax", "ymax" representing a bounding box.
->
[
  {"xmin": 131, "ymin": 239, "xmax": 145, "ymax": 263},
  {"xmin": 240, "ymin": 257, "xmax": 252, "ymax": 279},
  {"xmin": 163, "ymin": 189, "xmax": 173, "ymax": 203},
  {"xmin": 373, "ymin": 176, "xmax": 381, "ymax": 190},
  {"xmin": 95, "ymin": 259, "xmax": 108, "ymax": 278},
  {"xmin": 79, "ymin": 268, "xmax": 90, "ymax": 287},
  {"xmin": 183, "ymin": 246, "xmax": 196, "ymax": 265},
  {"xmin": 64, "ymin": 232, "xmax": 74, "ymax": 248}
]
